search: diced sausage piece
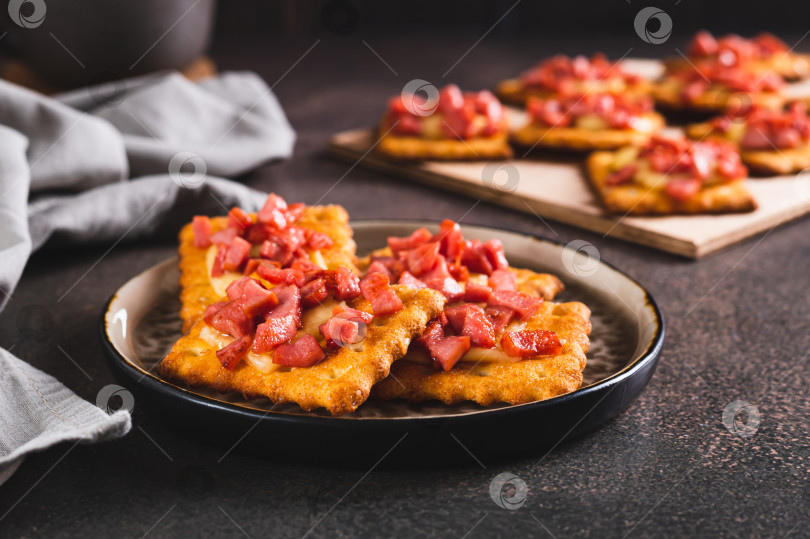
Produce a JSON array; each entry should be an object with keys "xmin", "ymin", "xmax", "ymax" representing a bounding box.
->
[
  {"xmin": 485, "ymin": 306, "xmax": 515, "ymax": 335},
  {"xmin": 260, "ymin": 238, "xmax": 293, "ymax": 266},
  {"xmin": 285, "ymin": 202, "xmax": 307, "ymax": 223},
  {"xmin": 406, "ymin": 242, "xmax": 441, "ymax": 276},
  {"xmin": 209, "ymin": 227, "xmax": 238, "ymax": 246},
  {"xmin": 387, "ymin": 227, "xmax": 433, "ymax": 253},
  {"xmin": 359, "ymin": 272, "xmax": 403, "ymax": 316},
  {"xmin": 272, "ymin": 335, "xmax": 326, "ymax": 367},
  {"xmin": 488, "ymin": 269, "xmax": 517, "ymax": 292},
  {"xmin": 421, "ymin": 258, "xmax": 464, "ymax": 302},
  {"xmin": 689, "ymin": 30, "xmax": 718, "ymax": 57},
  {"xmin": 418, "ymin": 318, "xmax": 446, "ymax": 350},
  {"xmin": 305, "ymin": 230, "xmax": 334, "ymax": 250},
  {"xmin": 243, "ymin": 258, "xmax": 262, "ymax": 276},
  {"xmin": 252, "ymin": 317, "xmax": 297, "ymax": 353},
  {"xmin": 483, "ymin": 239, "xmax": 509, "ymax": 271},
  {"xmin": 323, "ymin": 268, "xmax": 362, "ymax": 300},
  {"xmin": 460, "ymin": 239, "xmax": 494, "ymax": 275},
  {"xmin": 332, "ymin": 305, "xmax": 374, "ymax": 324},
  {"xmin": 257, "ymin": 193, "xmax": 288, "ymax": 229},
  {"xmin": 256, "ymin": 263, "xmax": 305, "ymax": 287},
  {"xmin": 280, "ymin": 227, "xmax": 308, "ymax": 253},
  {"xmin": 192, "ymin": 216, "xmax": 212, "ymax": 248},
  {"xmin": 437, "ymin": 84, "xmax": 465, "ymax": 113},
  {"xmin": 441, "ymin": 99, "xmax": 477, "ymax": 139},
  {"xmin": 444, "ymin": 304, "xmax": 496, "ymax": 348},
  {"xmin": 332, "ymin": 267, "xmax": 361, "ymax": 300},
  {"xmin": 300, "ymin": 277, "xmax": 328, "ymax": 308},
  {"xmin": 223, "ymin": 236, "xmax": 251, "ymax": 273},
  {"xmin": 397, "ymin": 271, "xmax": 427, "ymax": 289},
  {"xmin": 211, "ymin": 301, "xmax": 254, "ymax": 339},
  {"xmin": 433, "ymin": 219, "xmax": 465, "ymax": 262},
  {"xmin": 319, "ymin": 317, "xmax": 360, "ymax": 349},
  {"xmin": 269, "ymin": 285, "xmax": 302, "ymax": 325},
  {"xmin": 211, "ymin": 245, "xmax": 228, "ymax": 277},
  {"xmin": 227, "ymin": 207, "xmax": 252, "ymax": 231},
  {"xmin": 226, "ymin": 276, "xmax": 252, "ymax": 301},
  {"xmin": 367, "ymin": 257, "xmax": 404, "ymax": 281},
  {"xmin": 501, "ymin": 330, "xmax": 563, "ymax": 358},
  {"xmin": 243, "ymin": 224, "xmax": 269, "ymax": 244},
  {"xmin": 423, "ymin": 275, "xmax": 464, "ymax": 303},
  {"xmin": 448, "ymin": 263, "xmax": 469, "ymax": 283},
  {"xmin": 487, "ymin": 290, "xmax": 543, "ymax": 320},
  {"xmin": 239, "ymin": 279, "xmax": 279, "ymax": 318},
  {"xmin": 464, "ymin": 282, "xmax": 493, "ymax": 303},
  {"xmin": 366, "ymin": 260, "xmax": 394, "ymax": 281},
  {"xmin": 251, "ymin": 285, "xmax": 302, "ymax": 353},
  {"xmin": 290, "ymin": 258, "xmax": 321, "ymax": 274},
  {"xmin": 216, "ymin": 335, "xmax": 252, "ymax": 370},
  {"xmin": 203, "ymin": 301, "xmax": 228, "ymax": 325},
  {"xmin": 429, "ymin": 336, "xmax": 471, "ymax": 372},
  {"xmin": 740, "ymin": 127, "xmax": 773, "ymax": 150},
  {"xmin": 604, "ymin": 164, "xmax": 638, "ymax": 186}
]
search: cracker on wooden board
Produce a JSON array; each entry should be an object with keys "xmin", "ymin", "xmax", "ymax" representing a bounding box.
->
[
  {"xmin": 510, "ymin": 112, "xmax": 665, "ymax": 152},
  {"xmin": 375, "ymin": 121, "xmax": 513, "ymax": 161},
  {"xmin": 586, "ymin": 150, "xmax": 758, "ymax": 215}
]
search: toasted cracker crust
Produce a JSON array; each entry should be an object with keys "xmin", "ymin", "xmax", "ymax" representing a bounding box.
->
[
  {"xmin": 159, "ymin": 286, "xmax": 446, "ymax": 415},
  {"xmin": 652, "ymin": 80, "xmax": 784, "ymax": 114},
  {"xmin": 495, "ymin": 78, "xmax": 652, "ymax": 107},
  {"xmin": 586, "ymin": 150, "xmax": 758, "ymax": 215},
  {"xmin": 178, "ymin": 205, "xmax": 358, "ymax": 332},
  {"xmin": 372, "ymin": 301, "xmax": 591, "ymax": 406},
  {"xmin": 375, "ymin": 121, "xmax": 513, "ymax": 161},
  {"xmin": 510, "ymin": 112, "xmax": 665, "ymax": 151},
  {"xmin": 686, "ymin": 121, "xmax": 810, "ymax": 175}
]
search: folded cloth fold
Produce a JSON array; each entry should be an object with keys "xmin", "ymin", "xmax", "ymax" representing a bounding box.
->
[
  {"xmin": 0, "ymin": 70, "xmax": 294, "ymax": 483},
  {"xmin": 0, "ymin": 348, "xmax": 131, "ymax": 466}
]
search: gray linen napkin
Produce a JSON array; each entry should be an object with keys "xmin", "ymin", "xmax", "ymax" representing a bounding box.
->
[{"xmin": 0, "ymin": 71, "xmax": 294, "ymax": 482}]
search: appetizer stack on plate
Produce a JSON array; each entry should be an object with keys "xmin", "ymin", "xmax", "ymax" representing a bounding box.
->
[
  {"xmin": 159, "ymin": 193, "xmax": 592, "ymax": 415},
  {"xmin": 370, "ymin": 30, "xmax": 810, "ymax": 216}
]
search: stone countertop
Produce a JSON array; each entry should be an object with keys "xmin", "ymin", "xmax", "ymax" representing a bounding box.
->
[{"xmin": 1, "ymin": 32, "xmax": 809, "ymax": 538}]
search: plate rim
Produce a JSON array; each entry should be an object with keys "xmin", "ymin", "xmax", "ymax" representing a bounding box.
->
[{"xmin": 100, "ymin": 219, "xmax": 666, "ymax": 426}]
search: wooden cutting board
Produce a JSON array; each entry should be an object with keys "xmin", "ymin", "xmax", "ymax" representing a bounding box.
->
[{"xmin": 326, "ymin": 59, "xmax": 810, "ymax": 259}]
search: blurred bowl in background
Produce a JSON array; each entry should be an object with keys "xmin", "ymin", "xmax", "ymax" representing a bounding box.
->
[{"xmin": 0, "ymin": 0, "xmax": 217, "ymax": 89}]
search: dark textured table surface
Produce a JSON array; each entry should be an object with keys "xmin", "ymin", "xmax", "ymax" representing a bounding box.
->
[{"xmin": 2, "ymin": 31, "xmax": 810, "ymax": 538}]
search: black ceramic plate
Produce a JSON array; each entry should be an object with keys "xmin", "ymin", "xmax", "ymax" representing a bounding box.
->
[{"xmin": 100, "ymin": 221, "xmax": 664, "ymax": 465}]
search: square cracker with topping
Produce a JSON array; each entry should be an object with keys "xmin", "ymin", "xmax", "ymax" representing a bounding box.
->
[
  {"xmin": 159, "ymin": 285, "xmax": 447, "ymax": 415},
  {"xmin": 587, "ymin": 150, "xmax": 757, "ymax": 215},
  {"xmin": 371, "ymin": 300, "xmax": 591, "ymax": 406},
  {"xmin": 375, "ymin": 121, "xmax": 513, "ymax": 161},
  {"xmin": 361, "ymin": 246, "xmax": 590, "ymax": 406},
  {"xmin": 178, "ymin": 205, "xmax": 358, "ymax": 332}
]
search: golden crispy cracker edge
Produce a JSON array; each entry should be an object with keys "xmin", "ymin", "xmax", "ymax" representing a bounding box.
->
[
  {"xmin": 159, "ymin": 286, "xmax": 446, "ymax": 415},
  {"xmin": 371, "ymin": 301, "xmax": 592, "ymax": 406},
  {"xmin": 511, "ymin": 113, "xmax": 664, "ymax": 151},
  {"xmin": 375, "ymin": 121, "xmax": 513, "ymax": 161}
]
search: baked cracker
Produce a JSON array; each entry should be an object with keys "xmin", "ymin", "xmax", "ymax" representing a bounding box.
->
[{"xmin": 159, "ymin": 285, "xmax": 447, "ymax": 415}]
